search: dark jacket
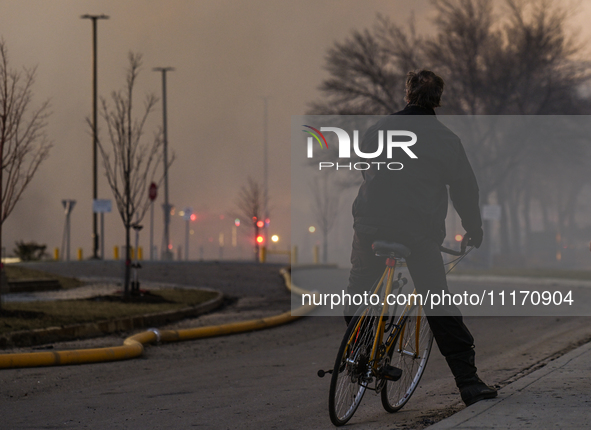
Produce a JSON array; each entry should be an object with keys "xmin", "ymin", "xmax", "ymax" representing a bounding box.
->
[{"xmin": 352, "ymin": 105, "xmax": 481, "ymax": 244}]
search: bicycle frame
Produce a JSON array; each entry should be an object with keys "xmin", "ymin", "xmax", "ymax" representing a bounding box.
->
[{"xmin": 346, "ymin": 257, "xmax": 424, "ymax": 382}]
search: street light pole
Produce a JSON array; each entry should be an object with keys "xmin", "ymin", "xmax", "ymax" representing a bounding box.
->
[
  {"xmin": 153, "ymin": 67, "xmax": 175, "ymax": 260},
  {"xmin": 81, "ymin": 14, "xmax": 109, "ymax": 260},
  {"xmin": 262, "ymin": 96, "xmax": 269, "ymax": 244}
]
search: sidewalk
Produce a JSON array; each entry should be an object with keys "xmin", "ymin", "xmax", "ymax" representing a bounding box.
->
[{"xmin": 429, "ymin": 341, "xmax": 591, "ymax": 429}]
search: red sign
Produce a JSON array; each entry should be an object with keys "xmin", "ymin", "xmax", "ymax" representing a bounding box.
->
[{"xmin": 149, "ymin": 182, "xmax": 158, "ymax": 201}]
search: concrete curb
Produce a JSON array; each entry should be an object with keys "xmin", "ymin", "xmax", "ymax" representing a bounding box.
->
[
  {"xmin": 448, "ymin": 274, "xmax": 591, "ymax": 288},
  {"xmin": 0, "ymin": 289, "xmax": 223, "ymax": 348},
  {"xmin": 427, "ymin": 340, "xmax": 591, "ymax": 429}
]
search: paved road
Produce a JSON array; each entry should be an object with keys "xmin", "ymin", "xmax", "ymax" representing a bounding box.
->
[{"xmin": 1, "ymin": 262, "xmax": 590, "ymax": 429}]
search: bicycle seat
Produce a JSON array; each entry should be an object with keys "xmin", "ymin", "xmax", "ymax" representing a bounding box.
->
[{"xmin": 372, "ymin": 241, "xmax": 411, "ymax": 258}]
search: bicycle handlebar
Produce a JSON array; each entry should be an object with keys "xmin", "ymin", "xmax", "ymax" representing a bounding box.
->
[
  {"xmin": 440, "ymin": 236, "xmax": 468, "ymax": 256},
  {"xmin": 439, "ymin": 245, "xmax": 464, "ymax": 256}
]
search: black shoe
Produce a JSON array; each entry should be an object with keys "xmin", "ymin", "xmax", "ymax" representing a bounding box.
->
[
  {"xmin": 445, "ymin": 349, "xmax": 497, "ymax": 406},
  {"xmin": 460, "ymin": 378, "xmax": 498, "ymax": 406},
  {"xmin": 380, "ymin": 365, "xmax": 403, "ymax": 381}
]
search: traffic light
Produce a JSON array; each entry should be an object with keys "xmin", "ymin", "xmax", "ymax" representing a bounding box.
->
[
  {"xmin": 256, "ymin": 235, "xmax": 264, "ymax": 244},
  {"xmin": 256, "ymin": 220, "xmax": 264, "ymax": 228}
]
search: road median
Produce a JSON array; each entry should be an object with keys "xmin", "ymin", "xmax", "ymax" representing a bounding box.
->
[
  {"xmin": 0, "ymin": 289, "xmax": 223, "ymax": 348},
  {"xmin": 0, "ymin": 266, "xmax": 315, "ymax": 368}
]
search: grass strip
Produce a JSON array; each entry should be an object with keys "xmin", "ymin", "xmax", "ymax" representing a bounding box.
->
[
  {"xmin": 5, "ymin": 265, "xmax": 84, "ymax": 290},
  {"xmin": 0, "ymin": 289, "xmax": 218, "ymax": 335}
]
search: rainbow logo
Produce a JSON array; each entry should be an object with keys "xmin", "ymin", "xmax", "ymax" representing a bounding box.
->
[{"xmin": 302, "ymin": 125, "xmax": 328, "ymax": 149}]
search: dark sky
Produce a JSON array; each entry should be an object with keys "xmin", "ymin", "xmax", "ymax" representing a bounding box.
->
[{"xmin": 1, "ymin": 0, "xmax": 589, "ymax": 262}]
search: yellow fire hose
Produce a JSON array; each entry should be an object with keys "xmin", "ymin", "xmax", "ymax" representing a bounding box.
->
[{"xmin": 0, "ymin": 267, "xmax": 317, "ymax": 369}]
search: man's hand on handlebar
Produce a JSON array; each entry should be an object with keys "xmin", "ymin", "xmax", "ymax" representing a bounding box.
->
[{"xmin": 463, "ymin": 227, "xmax": 483, "ymax": 249}]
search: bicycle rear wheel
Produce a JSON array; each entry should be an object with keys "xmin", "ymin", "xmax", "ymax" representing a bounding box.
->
[
  {"xmin": 381, "ymin": 306, "xmax": 433, "ymax": 412},
  {"xmin": 328, "ymin": 306, "xmax": 379, "ymax": 426}
]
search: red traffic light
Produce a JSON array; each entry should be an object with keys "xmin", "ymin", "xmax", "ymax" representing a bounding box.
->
[
  {"xmin": 256, "ymin": 220, "xmax": 264, "ymax": 228},
  {"xmin": 256, "ymin": 235, "xmax": 264, "ymax": 244},
  {"xmin": 190, "ymin": 213, "xmax": 197, "ymax": 221}
]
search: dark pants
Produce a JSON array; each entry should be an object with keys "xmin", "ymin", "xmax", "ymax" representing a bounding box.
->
[{"xmin": 347, "ymin": 227, "xmax": 474, "ymax": 358}]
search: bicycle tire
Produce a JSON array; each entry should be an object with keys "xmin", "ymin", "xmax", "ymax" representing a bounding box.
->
[
  {"xmin": 380, "ymin": 306, "xmax": 433, "ymax": 412},
  {"xmin": 328, "ymin": 305, "xmax": 379, "ymax": 426}
]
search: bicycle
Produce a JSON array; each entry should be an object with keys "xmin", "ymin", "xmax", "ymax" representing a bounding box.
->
[{"xmin": 320, "ymin": 239, "xmax": 468, "ymax": 426}]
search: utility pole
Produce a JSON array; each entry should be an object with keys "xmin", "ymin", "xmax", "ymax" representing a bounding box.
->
[
  {"xmin": 262, "ymin": 96, "xmax": 269, "ymax": 244},
  {"xmin": 153, "ymin": 67, "xmax": 175, "ymax": 260},
  {"xmin": 81, "ymin": 14, "xmax": 109, "ymax": 259}
]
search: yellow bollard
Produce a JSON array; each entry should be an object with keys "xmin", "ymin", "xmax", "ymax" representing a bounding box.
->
[
  {"xmin": 77, "ymin": 248, "xmax": 83, "ymax": 261},
  {"xmin": 54, "ymin": 248, "xmax": 59, "ymax": 261},
  {"xmin": 259, "ymin": 246, "xmax": 267, "ymax": 263},
  {"xmin": 114, "ymin": 246, "xmax": 119, "ymax": 260},
  {"xmin": 291, "ymin": 245, "xmax": 298, "ymax": 266},
  {"xmin": 138, "ymin": 246, "xmax": 143, "ymax": 261},
  {"xmin": 313, "ymin": 245, "xmax": 319, "ymax": 264},
  {"xmin": 130, "ymin": 247, "xmax": 135, "ymax": 260}
]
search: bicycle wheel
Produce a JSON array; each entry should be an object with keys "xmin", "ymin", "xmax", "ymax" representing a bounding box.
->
[
  {"xmin": 381, "ymin": 306, "xmax": 433, "ymax": 412},
  {"xmin": 328, "ymin": 305, "xmax": 379, "ymax": 426}
]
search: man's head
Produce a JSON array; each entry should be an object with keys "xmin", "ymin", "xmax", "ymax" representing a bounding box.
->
[{"xmin": 404, "ymin": 70, "xmax": 444, "ymax": 109}]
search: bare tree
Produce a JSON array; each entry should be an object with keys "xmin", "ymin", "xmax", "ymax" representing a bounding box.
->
[
  {"xmin": 426, "ymin": 0, "xmax": 591, "ymax": 255},
  {"xmin": 308, "ymin": 0, "xmax": 591, "ymax": 262},
  {"xmin": 309, "ymin": 14, "xmax": 421, "ymax": 115},
  {"xmin": 96, "ymin": 52, "xmax": 169, "ymax": 296},
  {"xmin": 0, "ymin": 40, "xmax": 51, "ymax": 311},
  {"xmin": 234, "ymin": 177, "xmax": 266, "ymax": 262},
  {"xmin": 310, "ymin": 175, "xmax": 342, "ymax": 263}
]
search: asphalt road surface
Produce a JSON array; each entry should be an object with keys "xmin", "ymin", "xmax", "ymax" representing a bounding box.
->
[{"xmin": 2, "ymin": 262, "xmax": 591, "ymax": 429}]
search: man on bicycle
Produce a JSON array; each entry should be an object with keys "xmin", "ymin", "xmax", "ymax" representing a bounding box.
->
[{"xmin": 346, "ymin": 69, "xmax": 497, "ymax": 406}]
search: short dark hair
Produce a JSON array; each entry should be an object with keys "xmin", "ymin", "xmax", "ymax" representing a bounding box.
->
[{"xmin": 404, "ymin": 70, "xmax": 444, "ymax": 109}]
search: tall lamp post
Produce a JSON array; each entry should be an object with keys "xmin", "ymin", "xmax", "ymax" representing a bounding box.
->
[
  {"xmin": 262, "ymin": 96, "xmax": 269, "ymax": 244},
  {"xmin": 153, "ymin": 67, "xmax": 175, "ymax": 260},
  {"xmin": 81, "ymin": 14, "xmax": 109, "ymax": 259}
]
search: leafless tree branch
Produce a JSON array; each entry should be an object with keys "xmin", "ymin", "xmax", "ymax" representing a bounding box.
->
[
  {"xmin": 233, "ymin": 177, "xmax": 267, "ymax": 261},
  {"xmin": 0, "ymin": 41, "xmax": 51, "ymax": 224},
  {"xmin": 95, "ymin": 51, "xmax": 170, "ymax": 294},
  {"xmin": 0, "ymin": 39, "xmax": 52, "ymax": 310}
]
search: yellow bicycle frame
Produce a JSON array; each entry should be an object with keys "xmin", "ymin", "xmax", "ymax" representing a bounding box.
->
[{"xmin": 346, "ymin": 258, "xmax": 424, "ymax": 375}]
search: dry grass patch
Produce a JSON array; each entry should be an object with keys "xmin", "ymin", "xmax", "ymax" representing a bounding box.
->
[
  {"xmin": 0, "ymin": 288, "xmax": 218, "ymax": 335},
  {"xmin": 5, "ymin": 265, "xmax": 84, "ymax": 289}
]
